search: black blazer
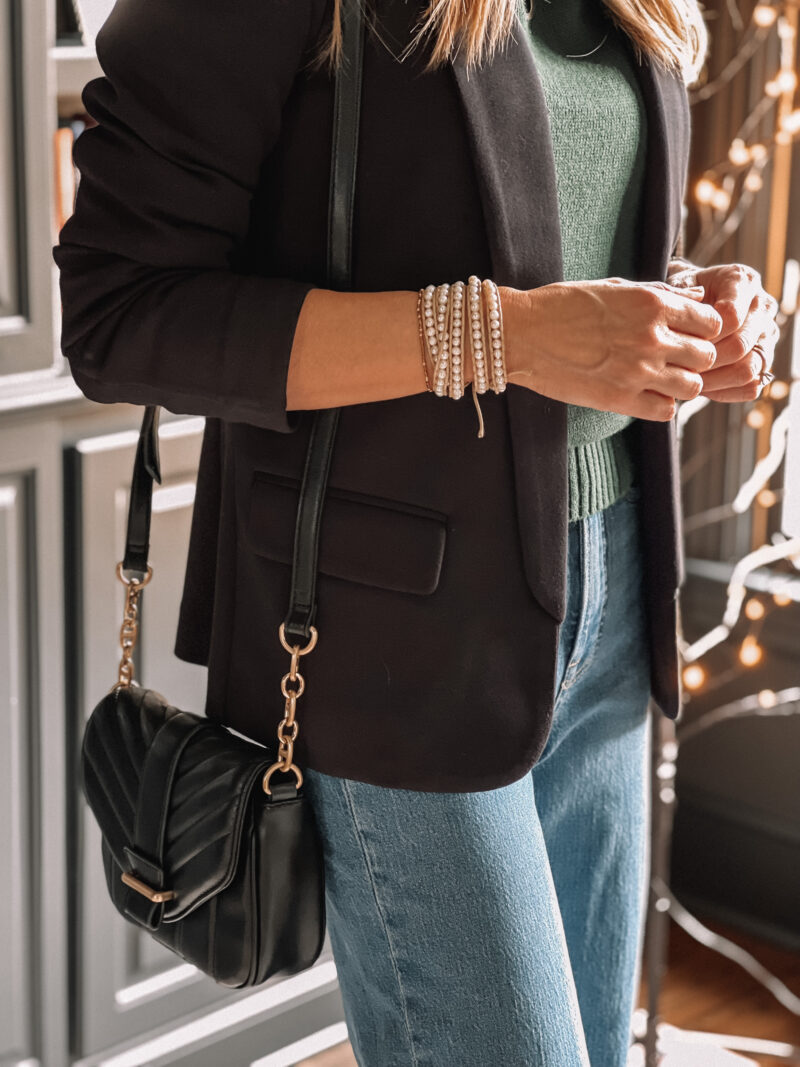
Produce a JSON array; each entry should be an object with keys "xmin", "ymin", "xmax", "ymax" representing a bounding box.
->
[{"xmin": 53, "ymin": 0, "xmax": 690, "ymax": 791}]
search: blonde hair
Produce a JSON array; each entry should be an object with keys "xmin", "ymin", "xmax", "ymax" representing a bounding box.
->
[{"xmin": 313, "ymin": 0, "xmax": 708, "ymax": 86}]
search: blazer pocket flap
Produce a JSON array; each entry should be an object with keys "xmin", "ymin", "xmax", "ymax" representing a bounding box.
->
[{"xmin": 246, "ymin": 473, "xmax": 447, "ymax": 596}]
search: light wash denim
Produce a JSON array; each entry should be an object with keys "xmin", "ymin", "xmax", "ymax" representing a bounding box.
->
[{"xmin": 303, "ymin": 481, "xmax": 652, "ymax": 1067}]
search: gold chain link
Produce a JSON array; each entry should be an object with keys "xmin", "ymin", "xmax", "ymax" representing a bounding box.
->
[
  {"xmin": 262, "ymin": 623, "xmax": 318, "ymax": 795},
  {"xmin": 114, "ymin": 562, "xmax": 153, "ymax": 689}
]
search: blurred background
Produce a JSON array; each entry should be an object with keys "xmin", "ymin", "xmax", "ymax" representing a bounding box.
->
[{"xmin": 0, "ymin": 0, "xmax": 798, "ymax": 1064}]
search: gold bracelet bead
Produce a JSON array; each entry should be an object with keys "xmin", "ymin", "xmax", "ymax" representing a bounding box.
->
[
  {"xmin": 483, "ymin": 278, "xmax": 507, "ymax": 393},
  {"xmin": 467, "ymin": 275, "xmax": 489, "ymax": 394},
  {"xmin": 449, "ymin": 280, "xmax": 466, "ymax": 400},
  {"xmin": 432, "ymin": 282, "xmax": 451, "ymax": 397}
]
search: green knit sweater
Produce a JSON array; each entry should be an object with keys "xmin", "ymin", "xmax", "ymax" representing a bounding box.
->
[{"xmin": 524, "ymin": 0, "xmax": 647, "ymax": 521}]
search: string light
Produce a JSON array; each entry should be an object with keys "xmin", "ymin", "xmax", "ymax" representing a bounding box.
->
[
  {"xmin": 746, "ymin": 406, "xmax": 768, "ymax": 428},
  {"xmin": 695, "ymin": 177, "xmax": 717, "ymax": 204},
  {"xmin": 739, "ymin": 635, "xmax": 764, "ymax": 666},
  {"xmin": 773, "ymin": 591, "xmax": 793, "ymax": 606},
  {"xmin": 776, "ymin": 67, "xmax": 797, "ymax": 91},
  {"xmin": 712, "ymin": 187, "xmax": 732, "ymax": 210},
  {"xmin": 728, "ymin": 138, "xmax": 751, "ymax": 164},
  {"xmin": 682, "ymin": 664, "xmax": 707, "ymax": 690},
  {"xmin": 757, "ymin": 487, "xmax": 778, "ymax": 507},
  {"xmin": 769, "ymin": 379, "xmax": 790, "ymax": 399},
  {"xmin": 744, "ymin": 597, "xmax": 766, "ymax": 620},
  {"xmin": 780, "ymin": 108, "xmax": 800, "ymax": 132},
  {"xmin": 753, "ymin": 4, "xmax": 778, "ymax": 27},
  {"xmin": 758, "ymin": 688, "xmax": 778, "ymax": 707}
]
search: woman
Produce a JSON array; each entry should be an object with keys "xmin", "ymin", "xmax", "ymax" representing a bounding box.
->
[{"xmin": 53, "ymin": 0, "xmax": 779, "ymax": 1063}]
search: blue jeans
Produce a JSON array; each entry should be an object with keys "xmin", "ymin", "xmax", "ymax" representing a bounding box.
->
[{"xmin": 303, "ymin": 482, "xmax": 652, "ymax": 1067}]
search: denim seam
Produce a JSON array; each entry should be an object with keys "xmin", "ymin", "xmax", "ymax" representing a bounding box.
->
[
  {"xmin": 564, "ymin": 514, "xmax": 607, "ymax": 688},
  {"xmin": 340, "ymin": 778, "xmax": 421, "ymax": 1067},
  {"xmin": 560, "ymin": 522, "xmax": 589, "ymax": 691},
  {"xmin": 568, "ymin": 513, "xmax": 609, "ymax": 686},
  {"xmin": 593, "ymin": 512, "xmax": 610, "ymax": 656}
]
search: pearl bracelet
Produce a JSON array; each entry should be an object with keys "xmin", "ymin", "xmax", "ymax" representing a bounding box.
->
[{"xmin": 417, "ymin": 276, "xmax": 507, "ymax": 438}]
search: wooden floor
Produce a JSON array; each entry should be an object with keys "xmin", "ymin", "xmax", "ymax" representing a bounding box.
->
[{"xmin": 297, "ymin": 918, "xmax": 800, "ymax": 1067}]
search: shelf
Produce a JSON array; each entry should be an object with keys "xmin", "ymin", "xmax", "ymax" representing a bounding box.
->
[{"xmin": 51, "ymin": 44, "xmax": 100, "ymax": 102}]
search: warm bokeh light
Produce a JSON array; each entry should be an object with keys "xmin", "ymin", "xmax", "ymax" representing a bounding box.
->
[
  {"xmin": 746, "ymin": 406, "xmax": 767, "ymax": 428},
  {"xmin": 769, "ymin": 379, "xmax": 789, "ymax": 399},
  {"xmin": 773, "ymin": 592, "xmax": 793, "ymax": 607},
  {"xmin": 749, "ymin": 143, "xmax": 768, "ymax": 161},
  {"xmin": 739, "ymin": 636, "xmax": 763, "ymax": 666},
  {"xmin": 728, "ymin": 139, "xmax": 751, "ymax": 165},
  {"xmin": 780, "ymin": 109, "xmax": 800, "ymax": 134},
  {"xmin": 712, "ymin": 188, "xmax": 731, "ymax": 211},
  {"xmin": 695, "ymin": 178, "xmax": 716, "ymax": 204},
  {"xmin": 682, "ymin": 664, "xmax": 706, "ymax": 690},
  {"xmin": 757, "ymin": 488, "xmax": 778, "ymax": 507},
  {"xmin": 753, "ymin": 3, "xmax": 778, "ymax": 26},
  {"xmin": 776, "ymin": 69, "xmax": 798, "ymax": 92},
  {"xmin": 745, "ymin": 597, "xmax": 766, "ymax": 620},
  {"xmin": 758, "ymin": 688, "xmax": 778, "ymax": 707}
]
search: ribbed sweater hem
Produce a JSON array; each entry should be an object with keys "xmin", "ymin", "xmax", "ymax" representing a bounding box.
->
[{"xmin": 567, "ymin": 422, "xmax": 637, "ymax": 522}]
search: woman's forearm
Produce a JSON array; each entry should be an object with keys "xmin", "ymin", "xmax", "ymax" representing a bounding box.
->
[{"xmin": 286, "ymin": 288, "xmax": 434, "ymax": 409}]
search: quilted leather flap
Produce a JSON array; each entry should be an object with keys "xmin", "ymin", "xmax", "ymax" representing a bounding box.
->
[{"xmin": 81, "ymin": 685, "xmax": 274, "ymax": 920}]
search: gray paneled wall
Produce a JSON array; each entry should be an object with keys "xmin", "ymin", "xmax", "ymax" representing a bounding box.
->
[{"xmin": 0, "ymin": 475, "xmax": 37, "ymax": 1065}]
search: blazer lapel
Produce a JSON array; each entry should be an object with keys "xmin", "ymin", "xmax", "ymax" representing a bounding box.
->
[
  {"xmin": 449, "ymin": 18, "xmax": 690, "ymax": 618},
  {"xmin": 632, "ymin": 58, "xmax": 691, "ymax": 596},
  {"xmin": 450, "ymin": 22, "xmax": 568, "ymax": 623}
]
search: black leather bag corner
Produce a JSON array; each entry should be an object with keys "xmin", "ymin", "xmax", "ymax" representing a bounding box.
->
[
  {"xmin": 82, "ymin": 685, "xmax": 326, "ymax": 987},
  {"xmin": 78, "ymin": 0, "xmax": 365, "ymax": 988}
]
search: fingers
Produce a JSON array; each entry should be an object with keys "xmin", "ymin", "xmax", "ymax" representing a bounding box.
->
[
  {"xmin": 658, "ymin": 287, "xmax": 724, "ymax": 340},
  {"xmin": 650, "ymin": 280, "xmax": 707, "ymax": 302},
  {"xmin": 659, "ymin": 329, "xmax": 718, "ymax": 372},
  {"xmin": 700, "ymin": 381, "xmax": 764, "ymax": 403},
  {"xmin": 712, "ymin": 291, "xmax": 779, "ymax": 367},
  {"xmin": 654, "ymin": 363, "xmax": 705, "ymax": 401},
  {"xmin": 635, "ymin": 390, "xmax": 677, "ymax": 421},
  {"xmin": 701, "ymin": 317, "xmax": 779, "ymax": 391},
  {"xmin": 708, "ymin": 265, "xmax": 764, "ymax": 339}
]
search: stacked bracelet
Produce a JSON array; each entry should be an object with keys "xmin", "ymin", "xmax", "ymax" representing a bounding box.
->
[{"xmin": 417, "ymin": 276, "xmax": 508, "ymax": 438}]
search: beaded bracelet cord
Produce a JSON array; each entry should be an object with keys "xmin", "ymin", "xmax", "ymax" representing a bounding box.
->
[{"xmin": 417, "ymin": 275, "xmax": 508, "ymax": 438}]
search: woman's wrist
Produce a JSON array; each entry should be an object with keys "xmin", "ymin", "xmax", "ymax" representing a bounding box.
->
[{"xmin": 497, "ymin": 283, "xmax": 550, "ymax": 391}]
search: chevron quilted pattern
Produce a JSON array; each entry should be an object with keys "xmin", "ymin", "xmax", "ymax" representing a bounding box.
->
[
  {"xmin": 81, "ymin": 684, "xmax": 326, "ymax": 988},
  {"xmin": 81, "ymin": 686, "xmax": 273, "ymax": 918}
]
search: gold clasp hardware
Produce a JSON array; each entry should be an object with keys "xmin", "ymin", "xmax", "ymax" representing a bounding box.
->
[
  {"xmin": 114, "ymin": 562, "xmax": 153, "ymax": 689},
  {"xmin": 262, "ymin": 623, "xmax": 318, "ymax": 795},
  {"xmin": 121, "ymin": 871, "xmax": 175, "ymax": 903}
]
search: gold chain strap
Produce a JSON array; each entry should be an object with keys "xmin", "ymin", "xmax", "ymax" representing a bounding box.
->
[
  {"xmin": 262, "ymin": 622, "xmax": 318, "ymax": 795},
  {"xmin": 114, "ymin": 561, "xmax": 153, "ymax": 688},
  {"xmin": 114, "ymin": 560, "xmax": 312, "ymax": 795}
]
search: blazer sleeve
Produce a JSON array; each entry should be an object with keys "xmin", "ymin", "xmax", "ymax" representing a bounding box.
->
[{"xmin": 52, "ymin": 0, "xmax": 326, "ymax": 432}]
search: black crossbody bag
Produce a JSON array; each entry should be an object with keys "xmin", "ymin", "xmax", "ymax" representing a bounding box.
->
[{"xmin": 80, "ymin": 2, "xmax": 365, "ymax": 988}]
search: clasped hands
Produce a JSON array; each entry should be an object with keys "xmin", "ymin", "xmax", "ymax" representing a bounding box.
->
[{"xmin": 664, "ymin": 258, "xmax": 779, "ymax": 403}]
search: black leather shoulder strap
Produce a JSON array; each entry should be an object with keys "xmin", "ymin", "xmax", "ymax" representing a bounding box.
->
[
  {"xmin": 122, "ymin": 405, "xmax": 162, "ymax": 578},
  {"xmin": 283, "ymin": 0, "xmax": 365, "ymax": 640},
  {"xmin": 122, "ymin": 0, "xmax": 366, "ymax": 643}
]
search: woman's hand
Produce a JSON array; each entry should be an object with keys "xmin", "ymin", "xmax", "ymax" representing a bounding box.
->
[
  {"xmin": 500, "ymin": 277, "xmax": 723, "ymax": 421},
  {"xmin": 667, "ymin": 260, "xmax": 780, "ymax": 402}
]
